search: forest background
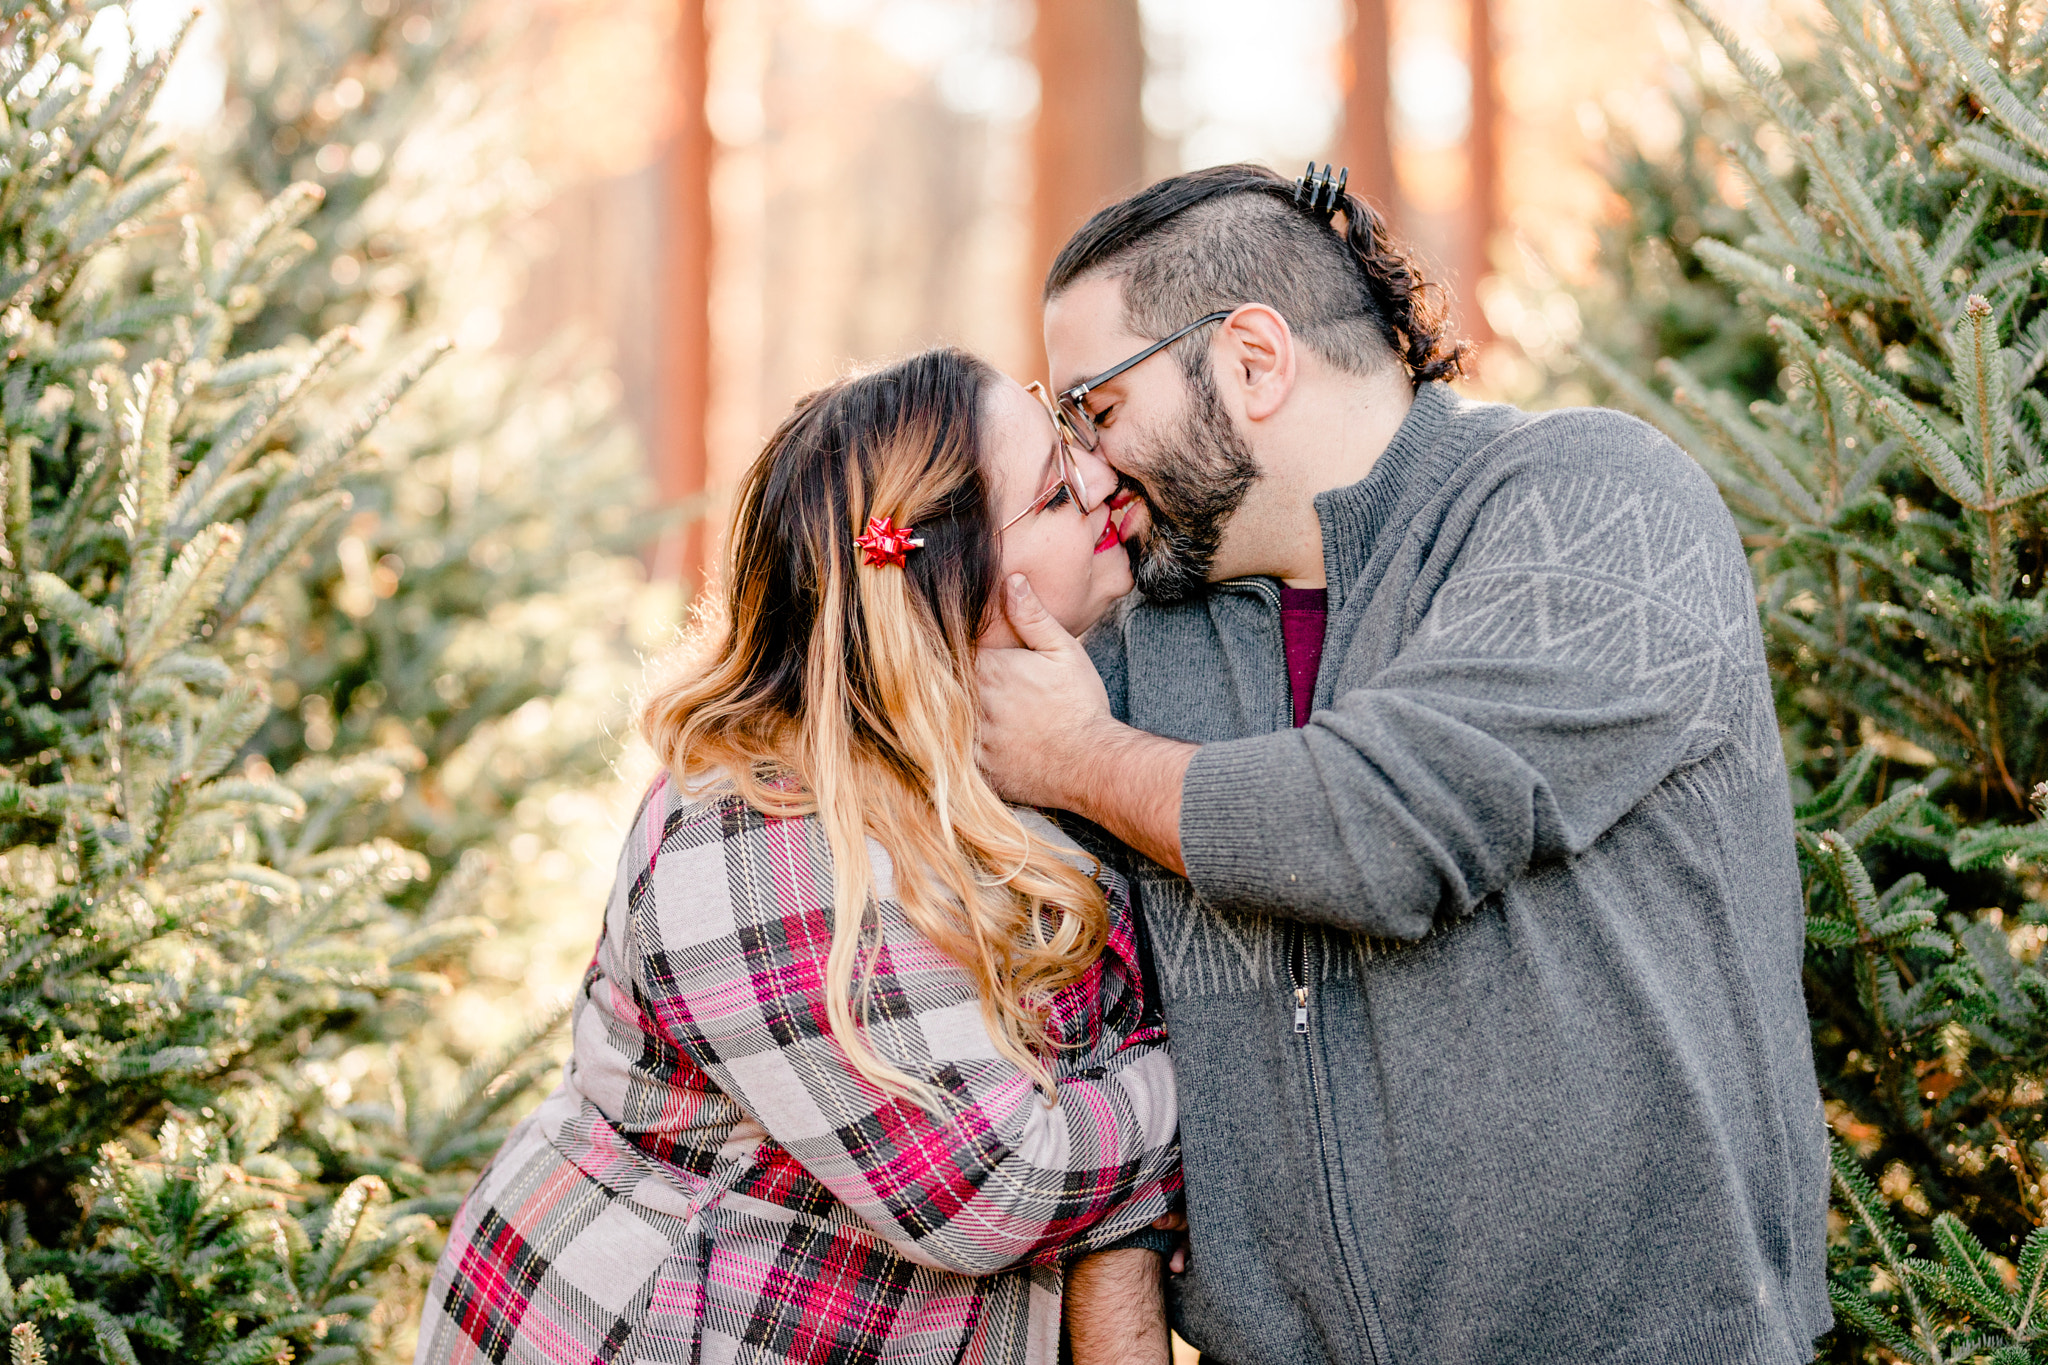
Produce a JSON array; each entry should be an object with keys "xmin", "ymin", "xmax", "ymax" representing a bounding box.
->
[{"xmin": 13, "ymin": 0, "xmax": 2048, "ymax": 1363}]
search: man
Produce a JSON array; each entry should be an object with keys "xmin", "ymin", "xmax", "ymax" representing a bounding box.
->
[{"xmin": 981, "ymin": 164, "xmax": 1829, "ymax": 1365}]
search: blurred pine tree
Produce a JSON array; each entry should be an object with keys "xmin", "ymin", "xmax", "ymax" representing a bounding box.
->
[
  {"xmin": 1581, "ymin": 1, "xmax": 2048, "ymax": 1358},
  {"xmin": 1574, "ymin": 66, "xmax": 1792, "ymax": 412},
  {"xmin": 201, "ymin": 0, "xmax": 671, "ymax": 867},
  {"xmin": 0, "ymin": 4, "xmax": 553, "ymax": 1360},
  {"xmin": 192, "ymin": 0, "xmax": 680, "ymax": 1350},
  {"xmin": 0, "ymin": 0, "xmax": 670, "ymax": 1357}
]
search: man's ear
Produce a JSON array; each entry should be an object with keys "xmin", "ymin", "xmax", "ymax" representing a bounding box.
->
[{"xmin": 1217, "ymin": 304, "xmax": 1295, "ymax": 422}]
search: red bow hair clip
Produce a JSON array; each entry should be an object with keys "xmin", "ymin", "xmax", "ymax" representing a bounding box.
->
[{"xmin": 855, "ymin": 515, "xmax": 924, "ymax": 568}]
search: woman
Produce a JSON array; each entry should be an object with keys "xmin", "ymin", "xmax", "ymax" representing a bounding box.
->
[{"xmin": 415, "ymin": 347, "xmax": 1179, "ymax": 1365}]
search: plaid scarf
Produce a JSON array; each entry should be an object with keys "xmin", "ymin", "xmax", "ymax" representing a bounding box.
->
[{"xmin": 417, "ymin": 772, "xmax": 1181, "ymax": 1365}]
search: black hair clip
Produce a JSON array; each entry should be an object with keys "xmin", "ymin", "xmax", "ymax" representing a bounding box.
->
[{"xmin": 1293, "ymin": 162, "xmax": 1348, "ymax": 220}]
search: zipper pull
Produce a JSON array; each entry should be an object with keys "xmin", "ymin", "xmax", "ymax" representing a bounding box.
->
[{"xmin": 1294, "ymin": 986, "xmax": 1309, "ymax": 1034}]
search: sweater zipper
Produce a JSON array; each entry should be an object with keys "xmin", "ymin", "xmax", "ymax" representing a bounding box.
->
[
  {"xmin": 1289, "ymin": 922, "xmax": 1309, "ymax": 1033},
  {"xmin": 1226, "ymin": 577, "xmax": 1314, "ymax": 1038},
  {"xmin": 1222, "ymin": 575, "xmax": 1382, "ymax": 1365},
  {"xmin": 1290, "ymin": 918, "xmax": 1382, "ymax": 1364}
]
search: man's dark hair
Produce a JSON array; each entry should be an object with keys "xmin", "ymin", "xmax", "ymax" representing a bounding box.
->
[{"xmin": 1044, "ymin": 164, "xmax": 1465, "ymax": 388}]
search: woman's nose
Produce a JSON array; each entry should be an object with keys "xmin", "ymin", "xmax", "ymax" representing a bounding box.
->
[{"xmin": 1076, "ymin": 447, "xmax": 1118, "ymax": 511}]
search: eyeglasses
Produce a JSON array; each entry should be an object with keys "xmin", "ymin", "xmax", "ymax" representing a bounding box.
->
[
  {"xmin": 998, "ymin": 381, "xmax": 1093, "ymax": 535},
  {"xmin": 1049, "ymin": 309, "xmax": 1234, "ymax": 452}
]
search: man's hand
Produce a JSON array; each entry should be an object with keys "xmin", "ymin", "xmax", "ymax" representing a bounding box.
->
[
  {"xmin": 1155, "ymin": 1210, "xmax": 1190, "ymax": 1274},
  {"xmin": 976, "ymin": 575, "xmax": 1197, "ymax": 874},
  {"xmin": 976, "ymin": 574, "xmax": 1118, "ymax": 810}
]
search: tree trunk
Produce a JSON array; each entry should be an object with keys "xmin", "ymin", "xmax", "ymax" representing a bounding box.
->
[
  {"xmin": 1337, "ymin": 0, "xmax": 1397, "ymax": 221},
  {"xmin": 1029, "ymin": 0, "xmax": 1144, "ymax": 320},
  {"xmin": 1461, "ymin": 0, "xmax": 1500, "ymax": 343},
  {"xmin": 658, "ymin": 0, "xmax": 714, "ymax": 587}
]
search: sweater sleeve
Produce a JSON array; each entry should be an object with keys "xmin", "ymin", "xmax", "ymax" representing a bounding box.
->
[
  {"xmin": 631, "ymin": 792, "xmax": 1181, "ymax": 1278},
  {"xmin": 1180, "ymin": 428, "xmax": 1767, "ymax": 938}
]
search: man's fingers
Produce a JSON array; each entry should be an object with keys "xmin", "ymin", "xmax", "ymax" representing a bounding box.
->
[{"xmin": 1002, "ymin": 573, "xmax": 1075, "ymax": 654}]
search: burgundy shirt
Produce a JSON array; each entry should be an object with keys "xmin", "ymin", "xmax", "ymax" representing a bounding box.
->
[{"xmin": 1278, "ymin": 586, "xmax": 1328, "ymax": 729}]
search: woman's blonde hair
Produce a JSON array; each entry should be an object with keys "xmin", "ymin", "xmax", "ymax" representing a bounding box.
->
[{"xmin": 640, "ymin": 347, "xmax": 1109, "ymax": 1102}]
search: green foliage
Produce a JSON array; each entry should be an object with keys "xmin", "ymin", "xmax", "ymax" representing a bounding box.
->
[
  {"xmin": 0, "ymin": 3, "xmax": 580, "ymax": 1359},
  {"xmin": 186, "ymin": 8, "xmax": 674, "ymax": 1333},
  {"xmin": 1828, "ymin": 1137, "xmax": 2048, "ymax": 1363},
  {"xmin": 204, "ymin": 0, "xmax": 668, "ymax": 870},
  {"xmin": 1574, "ymin": 59, "xmax": 1797, "ymax": 413},
  {"xmin": 5, "ymin": 1102, "xmax": 433, "ymax": 1365},
  {"xmin": 1584, "ymin": 0, "xmax": 2048, "ymax": 1357}
]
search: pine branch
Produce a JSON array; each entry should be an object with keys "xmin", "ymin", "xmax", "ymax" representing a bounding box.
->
[
  {"xmin": 1816, "ymin": 348, "xmax": 1983, "ymax": 506},
  {"xmin": 1726, "ymin": 138, "xmax": 1823, "ymax": 250},
  {"xmin": 206, "ymin": 182, "xmax": 324, "ymax": 302},
  {"xmin": 1949, "ymin": 294, "xmax": 2013, "ymax": 497},
  {"xmin": 1668, "ymin": 358, "xmax": 1828, "ymax": 521},
  {"xmin": 166, "ymin": 324, "xmax": 358, "ymax": 540},
  {"xmin": 125, "ymin": 522, "xmax": 241, "ymax": 677},
  {"xmin": 1693, "ymin": 236, "xmax": 1832, "ymax": 322},
  {"xmin": 1679, "ymin": 0, "xmax": 1819, "ymax": 134},
  {"xmin": 1912, "ymin": 0, "xmax": 2048, "ymax": 160},
  {"xmin": 120, "ymin": 360, "xmax": 181, "ymax": 627}
]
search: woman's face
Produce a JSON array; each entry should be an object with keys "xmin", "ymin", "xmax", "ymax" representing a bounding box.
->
[{"xmin": 978, "ymin": 376, "xmax": 1134, "ymax": 648}]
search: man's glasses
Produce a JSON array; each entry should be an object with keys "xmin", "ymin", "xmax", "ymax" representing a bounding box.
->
[
  {"xmin": 1049, "ymin": 309, "xmax": 1234, "ymax": 452},
  {"xmin": 998, "ymin": 381, "xmax": 1093, "ymax": 535}
]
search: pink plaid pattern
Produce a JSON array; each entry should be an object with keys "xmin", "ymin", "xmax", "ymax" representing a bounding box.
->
[{"xmin": 416, "ymin": 772, "xmax": 1181, "ymax": 1365}]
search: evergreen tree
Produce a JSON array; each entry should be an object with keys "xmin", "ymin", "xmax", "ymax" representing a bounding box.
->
[
  {"xmin": 1584, "ymin": 0, "xmax": 2048, "ymax": 1357},
  {"xmin": 0, "ymin": 4, "xmax": 556, "ymax": 1359},
  {"xmin": 201, "ymin": 0, "xmax": 668, "ymax": 867},
  {"xmin": 1575, "ymin": 60, "xmax": 1794, "ymax": 412},
  {"xmin": 182, "ymin": 13, "xmax": 679, "ymax": 1342}
]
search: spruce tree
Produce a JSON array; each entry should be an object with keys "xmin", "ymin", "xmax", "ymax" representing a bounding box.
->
[
  {"xmin": 1574, "ymin": 59, "xmax": 1798, "ymax": 411},
  {"xmin": 183, "ymin": 15, "xmax": 675, "ymax": 1341},
  {"xmin": 199, "ymin": 0, "xmax": 667, "ymax": 863},
  {"xmin": 0, "ymin": 4, "xmax": 555, "ymax": 1359},
  {"xmin": 1583, "ymin": 0, "xmax": 2048, "ymax": 1357}
]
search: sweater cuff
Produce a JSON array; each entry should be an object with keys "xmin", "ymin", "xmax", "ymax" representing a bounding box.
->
[
  {"xmin": 1086, "ymin": 1226, "xmax": 1176, "ymax": 1260},
  {"xmin": 1179, "ymin": 730, "xmax": 1440, "ymax": 934},
  {"xmin": 1180, "ymin": 733, "xmax": 1307, "ymax": 910}
]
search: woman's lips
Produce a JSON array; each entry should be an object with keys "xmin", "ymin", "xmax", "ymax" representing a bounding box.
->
[{"xmin": 1094, "ymin": 511, "xmax": 1122, "ymax": 554}]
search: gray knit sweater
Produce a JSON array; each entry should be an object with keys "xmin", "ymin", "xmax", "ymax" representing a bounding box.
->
[{"xmin": 1082, "ymin": 383, "xmax": 1829, "ymax": 1365}]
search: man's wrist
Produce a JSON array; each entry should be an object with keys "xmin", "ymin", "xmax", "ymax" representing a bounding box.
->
[
  {"xmin": 1070, "ymin": 722, "xmax": 1195, "ymax": 876},
  {"xmin": 1064, "ymin": 716, "xmax": 1145, "ymax": 827}
]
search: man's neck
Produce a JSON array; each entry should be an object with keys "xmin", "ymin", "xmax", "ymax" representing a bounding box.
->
[{"xmin": 1219, "ymin": 366, "xmax": 1415, "ymax": 588}]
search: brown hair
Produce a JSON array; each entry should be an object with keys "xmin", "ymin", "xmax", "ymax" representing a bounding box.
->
[
  {"xmin": 1045, "ymin": 162, "xmax": 1466, "ymax": 387},
  {"xmin": 639, "ymin": 347, "xmax": 1109, "ymax": 1101}
]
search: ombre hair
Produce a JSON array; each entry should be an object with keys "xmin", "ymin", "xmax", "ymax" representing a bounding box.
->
[{"xmin": 639, "ymin": 347, "xmax": 1110, "ymax": 1102}]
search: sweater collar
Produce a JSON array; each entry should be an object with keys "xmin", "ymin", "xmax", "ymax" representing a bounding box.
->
[{"xmin": 1313, "ymin": 380, "xmax": 1459, "ymax": 608}]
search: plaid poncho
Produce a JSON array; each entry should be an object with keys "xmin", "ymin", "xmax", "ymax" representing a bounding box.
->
[{"xmin": 415, "ymin": 772, "xmax": 1182, "ymax": 1365}]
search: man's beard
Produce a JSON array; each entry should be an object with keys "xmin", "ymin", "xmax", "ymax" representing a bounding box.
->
[{"xmin": 1120, "ymin": 367, "xmax": 1259, "ymax": 605}]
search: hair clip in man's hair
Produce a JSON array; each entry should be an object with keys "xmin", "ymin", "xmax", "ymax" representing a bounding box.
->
[
  {"xmin": 1294, "ymin": 162, "xmax": 1349, "ymax": 220},
  {"xmin": 855, "ymin": 514, "xmax": 924, "ymax": 568}
]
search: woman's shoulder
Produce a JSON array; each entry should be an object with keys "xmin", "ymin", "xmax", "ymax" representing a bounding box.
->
[
  {"xmin": 614, "ymin": 770, "xmax": 837, "ymax": 979},
  {"xmin": 637, "ymin": 765, "xmax": 812, "ymax": 849},
  {"xmin": 1008, "ymin": 806, "xmax": 1136, "ymax": 931},
  {"xmin": 626, "ymin": 768, "xmax": 825, "ymax": 904}
]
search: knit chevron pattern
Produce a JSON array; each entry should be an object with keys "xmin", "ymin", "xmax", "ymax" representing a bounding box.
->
[{"xmin": 1423, "ymin": 466, "xmax": 1777, "ymax": 783}]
